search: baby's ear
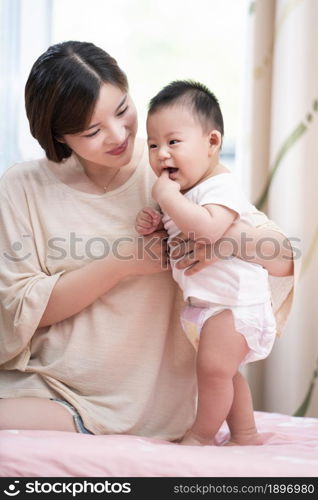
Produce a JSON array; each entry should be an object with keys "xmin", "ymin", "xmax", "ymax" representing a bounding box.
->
[{"xmin": 208, "ymin": 130, "xmax": 222, "ymax": 153}]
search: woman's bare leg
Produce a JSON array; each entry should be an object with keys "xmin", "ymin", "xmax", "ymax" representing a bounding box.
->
[{"xmin": 0, "ymin": 398, "xmax": 77, "ymax": 432}]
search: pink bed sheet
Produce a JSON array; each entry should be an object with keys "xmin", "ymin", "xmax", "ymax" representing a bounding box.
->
[{"xmin": 1, "ymin": 411, "xmax": 317, "ymax": 477}]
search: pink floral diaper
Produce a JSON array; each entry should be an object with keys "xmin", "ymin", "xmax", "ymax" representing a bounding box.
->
[{"xmin": 180, "ymin": 298, "xmax": 277, "ymax": 365}]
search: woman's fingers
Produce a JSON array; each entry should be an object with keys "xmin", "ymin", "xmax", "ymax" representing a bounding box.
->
[
  {"xmin": 169, "ymin": 232, "xmax": 222, "ymax": 274},
  {"xmin": 174, "ymin": 241, "xmax": 218, "ymax": 274},
  {"xmin": 170, "ymin": 237, "xmax": 195, "ymax": 259},
  {"xmin": 183, "ymin": 259, "xmax": 211, "ymax": 276}
]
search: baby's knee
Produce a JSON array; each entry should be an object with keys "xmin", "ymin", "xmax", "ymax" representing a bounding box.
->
[{"xmin": 197, "ymin": 356, "xmax": 233, "ymax": 380}]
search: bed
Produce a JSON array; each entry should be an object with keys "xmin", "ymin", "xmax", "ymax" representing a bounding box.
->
[{"xmin": 1, "ymin": 411, "xmax": 317, "ymax": 477}]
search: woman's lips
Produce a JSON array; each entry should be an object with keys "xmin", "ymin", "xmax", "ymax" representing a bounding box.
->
[{"xmin": 107, "ymin": 137, "xmax": 129, "ymax": 156}]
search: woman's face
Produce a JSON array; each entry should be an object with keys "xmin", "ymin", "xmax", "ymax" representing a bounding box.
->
[{"xmin": 61, "ymin": 83, "xmax": 138, "ymax": 169}]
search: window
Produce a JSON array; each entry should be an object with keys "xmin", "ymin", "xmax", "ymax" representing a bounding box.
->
[
  {"xmin": 0, "ymin": 0, "xmax": 52, "ymax": 172},
  {"xmin": 2, "ymin": 0, "xmax": 247, "ymax": 172}
]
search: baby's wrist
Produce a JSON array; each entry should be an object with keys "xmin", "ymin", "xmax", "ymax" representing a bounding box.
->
[{"xmin": 155, "ymin": 188, "xmax": 176, "ymax": 208}]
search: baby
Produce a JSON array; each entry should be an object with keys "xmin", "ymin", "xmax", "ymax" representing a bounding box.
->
[{"xmin": 136, "ymin": 80, "xmax": 276, "ymax": 446}]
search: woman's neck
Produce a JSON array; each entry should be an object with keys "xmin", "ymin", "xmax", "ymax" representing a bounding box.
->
[
  {"xmin": 47, "ymin": 138, "xmax": 145, "ymax": 195},
  {"xmin": 76, "ymin": 137, "xmax": 145, "ymax": 193}
]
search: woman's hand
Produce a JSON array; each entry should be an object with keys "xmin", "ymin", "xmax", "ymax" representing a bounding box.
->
[
  {"xmin": 170, "ymin": 220, "xmax": 294, "ymax": 277},
  {"xmin": 170, "ymin": 233, "xmax": 231, "ymax": 276},
  {"xmin": 120, "ymin": 230, "xmax": 170, "ymax": 276}
]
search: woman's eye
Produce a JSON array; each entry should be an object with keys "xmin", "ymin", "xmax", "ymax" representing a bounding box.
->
[
  {"xmin": 84, "ymin": 129, "xmax": 100, "ymax": 138},
  {"xmin": 117, "ymin": 106, "xmax": 128, "ymax": 116}
]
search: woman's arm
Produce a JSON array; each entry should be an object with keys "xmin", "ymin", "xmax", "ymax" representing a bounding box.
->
[
  {"xmin": 224, "ymin": 222, "xmax": 294, "ymax": 276},
  {"xmin": 38, "ymin": 232, "xmax": 168, "ymax": 327},
  {"xmin": 171, "ymin": 221, "xmax": 294, "ymax": 277}
]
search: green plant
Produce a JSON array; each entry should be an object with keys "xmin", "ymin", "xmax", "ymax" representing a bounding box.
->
[{"xmin": 293, "ymin": 358, "xmax": 318, "ymax": 417}]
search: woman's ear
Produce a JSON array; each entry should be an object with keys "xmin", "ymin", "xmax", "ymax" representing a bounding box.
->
[{"xmin": 55, "ymin": 135, "xmax": 66, "ymax": 144}]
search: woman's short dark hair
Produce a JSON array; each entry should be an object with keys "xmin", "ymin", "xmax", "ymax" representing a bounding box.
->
[{"xmin": 25, "ymin": 41, "xmax": 128, "ymax": 162}]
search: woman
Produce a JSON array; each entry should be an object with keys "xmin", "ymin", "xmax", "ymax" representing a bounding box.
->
[{"xmin": 0, "ymin": 41, "xmax": 294, "ymax": 439}]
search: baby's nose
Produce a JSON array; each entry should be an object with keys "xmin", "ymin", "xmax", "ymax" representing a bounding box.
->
[{"xmin": 158, "ymin": 146, "xmax": 170, "ymax": 159}]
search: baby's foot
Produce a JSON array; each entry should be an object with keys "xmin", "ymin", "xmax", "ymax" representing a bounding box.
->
[
  {"xmin": 224, "ymin": 431, "xmax": 275, "ymax": 446},
  {"xmin": 179, "ymin": 430, "xmax": 216, "ymax": 446}
]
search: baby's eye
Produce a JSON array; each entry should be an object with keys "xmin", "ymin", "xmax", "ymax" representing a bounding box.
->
[
  {"xmin": 169, "ymin": 139, "xmax": 179, "ymax": 145},
  {"xmin": 148, "ymin": 144, "xmax": 157, "ymax": 149}
]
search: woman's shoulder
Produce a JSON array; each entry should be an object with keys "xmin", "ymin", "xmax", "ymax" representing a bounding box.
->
[
  {"xmin": 1, "ymin": 157, "xmax": 48, "ymax": 183},
  {"xmin": 1, "ymin": 156, "xmax": 73, "ymax": 189},
  {"xmin": 0, "ymin": 157, "xmax": 58, "ymax": 203}
]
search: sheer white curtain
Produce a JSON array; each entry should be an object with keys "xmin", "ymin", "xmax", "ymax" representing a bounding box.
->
[
  {"xmin": 0, "ymin": 0, "xmax": 20, "ymax": 170},
  {"xmin": 238, "ymin": 0, "xmax": 318, "ymax": 417},
  {"xmin": 0, "ymin": 0, "xmax": 51, "ymax": 172},
  {"xmin": 2, "ymin": 0, "xmax": 245, "ymax": 174}
]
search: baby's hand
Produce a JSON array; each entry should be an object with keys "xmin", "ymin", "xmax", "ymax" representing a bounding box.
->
[
  {"xmin": 152, "ymin": 170, "xmax": 181, "ymax": 202},
  {"xmin": 135, "ymin": 206, "xmax": 163, "ymax": 235}
]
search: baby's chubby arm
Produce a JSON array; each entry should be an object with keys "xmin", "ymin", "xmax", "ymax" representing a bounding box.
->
[
  {"xmin": 153, "ymin": 171, "xmax": 236, "ymax": 243},
  {"xmin": 135, "ymin": 206, "xmax": 164, "ymax": 235}
]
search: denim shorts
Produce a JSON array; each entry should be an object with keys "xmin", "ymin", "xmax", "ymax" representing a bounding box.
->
[{"xmin": 51, "ymin": 398, "xmax": 94, "ymax": 434}]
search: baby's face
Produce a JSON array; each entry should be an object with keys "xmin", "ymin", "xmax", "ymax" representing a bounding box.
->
[{"xmin": 146, "ymin": 104, "xmax": 217, "ymax": 191}]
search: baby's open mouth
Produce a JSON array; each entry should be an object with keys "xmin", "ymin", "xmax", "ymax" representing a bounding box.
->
[{"xmin": 164, "ymin": 167, "xmax": 178, "ymax": 174}]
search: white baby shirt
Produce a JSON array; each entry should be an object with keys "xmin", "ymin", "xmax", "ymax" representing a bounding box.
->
[{"xmin": 162, "ymin": 173, "xmax": 271, "ymax": 306}]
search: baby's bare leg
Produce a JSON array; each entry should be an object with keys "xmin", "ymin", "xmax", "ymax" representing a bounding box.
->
[
  {"xmin": 180, "ymin": 309, "xmax": 249, "ymax": 446},
  {"xmin": 225, "ymin": 372, "xmax": 275, "ymax": 445},
  {"xmin": 225, "ymin": 372, "xmax": 263, "ymax": 445},
  {"xmin": 0, "ymin": 398, "xmax": 77, "ymax": 432}
]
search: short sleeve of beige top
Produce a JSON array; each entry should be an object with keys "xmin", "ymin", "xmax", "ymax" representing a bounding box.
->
[{"xmin": 0, "ymin": 141, "xmax": 296, "ymax": 439}]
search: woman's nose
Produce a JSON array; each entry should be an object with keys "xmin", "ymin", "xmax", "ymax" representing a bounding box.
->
[{"xmin": 104, "ymin": 124, "xmax": 125, "ymax": 145}]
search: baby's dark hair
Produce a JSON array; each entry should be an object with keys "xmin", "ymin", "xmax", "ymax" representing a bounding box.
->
[{"xmin": 148, "ymin": 80, "xmax": 224, "ymax": 136}]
